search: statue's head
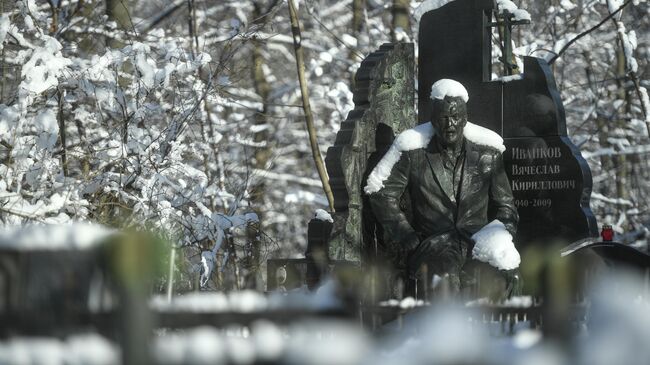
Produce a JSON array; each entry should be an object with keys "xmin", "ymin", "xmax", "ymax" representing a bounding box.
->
[{"xmin": 430, "ymin": 79, "xmax": 469, "ymax": 148}]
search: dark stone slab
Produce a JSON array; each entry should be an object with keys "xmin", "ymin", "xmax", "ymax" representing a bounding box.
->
[
  {"xmin": 563, "ymin": 241, "xmax": 650, "ymax": 271},
  {"xmin": 305, "ymin": 218, "xmax": 333, "ymax": 290},
  {"xmin": 418, "ymin": 0, "xmax": 499, "ymax": 132},
  {"xmin": 503, "ymin": 136, "xmax": 595, "ymax": 243},
  {"xmin": 418, "ymin": 0, "xmax": 598, "ymax": 246}
]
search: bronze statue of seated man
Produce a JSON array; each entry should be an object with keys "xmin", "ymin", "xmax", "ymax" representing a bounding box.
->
[{"xmin": 365, "ymin": 79, "xmax": 519, "ymax": 296}]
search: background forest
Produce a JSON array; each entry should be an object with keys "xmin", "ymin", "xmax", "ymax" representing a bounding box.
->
[{"xmin": 0, "ymin": 0, "xmax": 648, "ymax": 291}]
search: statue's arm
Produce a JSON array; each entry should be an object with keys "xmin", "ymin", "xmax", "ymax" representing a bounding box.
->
[
  {"xmin": 369, "ymin": 152, "xmax": 419, "ymax": 252},
  {"xmin": 489, "ymin": 153, "xmax": 519, "ymax": 236}
]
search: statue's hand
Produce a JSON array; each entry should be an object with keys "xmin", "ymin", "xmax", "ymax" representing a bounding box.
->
[
  {"xmin": 398, "ymin": 232, "xmax": 419, "ymax": 269},
  {"xmin": 402, "ymin": 232, "xmax": 420, "ymax": 253}
]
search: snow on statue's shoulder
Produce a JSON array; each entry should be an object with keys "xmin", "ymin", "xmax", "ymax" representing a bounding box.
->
[
  {"xmin": 394, "ymin": 122, "xmax": 435, "ymax": 151},
  {"xmin": 464, "ymin": 122, "xmax": 506, "ymax": 153},
  {"xmin": 364, "ymin": 123, "xmax": 434, "ymax": 195},
  {"xmin": 364, "ymin": 122, "xmax": 504, "ymax": 194},
  {"xmin": 472, "ymin": 219, "xmax": 520, "ymax": 270}
]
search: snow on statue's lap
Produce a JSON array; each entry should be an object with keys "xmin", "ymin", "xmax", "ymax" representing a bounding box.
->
[{"xmin": 471, "ymin": 219, "xmax": 520, "ymax": 270}]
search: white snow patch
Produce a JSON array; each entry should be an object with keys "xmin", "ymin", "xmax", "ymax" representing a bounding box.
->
[
  {"xmin": 463, "ymin": 122, "xmax": 506, "ymax": 153},
  {"xmin": 513, "ymin": 329, "xmax": 543, "ymax": 349},
  {"xmin": 430, "ymin": 79, "xmax": 469, "ymax": 103},
  {"xmin": 503, "ymin": 295, "xmax": 533, "ymax": 307},
  {"xmin": 253, "ymin": 321, "xmax": 285, "ymax": 361},
  {"xmin": 400, "ymin": 297, "xmax": 426, "ymax": 309},
  {"xmin": 414, "ymin": 0, "xmax": 454, "ymax": 22},
  {"xmin": 472, "ymin": 219, "xmax": 520, "ymax": 270},
  {"xmin": 364, "ymin": 123, "xmax": 434, "ymax": 194},
  {"xmin": 340, "ymin": 34, "xmax": 358, "ymax": 48},
  {"xmin": 152, "ymin": 291, "xmax": 263, "ymax": 313},
  {"xmin": 364, "ymin": 122, "xmax": 504, "ymax": 194},
  {"xmin": 20, "ymin": 36, "xmax": 72, "ymax": 94},
  {"xmin": 560, "ymin": 0, "xmax": 577, "ymax": 10},
  {"xmin": 0, "ymin": 223, "xmax": 114, "ymax": 250},
  {"xmin": 153, "ymin": 278, "xmax": 343, "ymax": 314},
  {"xmin": 640, "ymin": 86, "xmax": 650, "ymax": 124},
  {"xmin": 0, "ymin": 333, "xmax": 119, "ymax": 365},
  {"xmin": 615, "ymin": 22, "xmax": 638, "ymax": 73},
  {"xmin": 153, "ymin": 326, "xmax": 225, "ymax": 365},
  {"xmin": 0, "ymin": 14, "xmax": 9, "ymax": 50},
  {"xmin": 607, "ymin": 0, "xmax": 624, "ymax": 16},
  {"xmin": 466, "ymin": 295, "xmax": 533, "ymax": 308},
  {"xmin": 314, "ymin": 209, "xmax": 333, "ymax": 223},
  {"xmin": 497, "ymin": 0, "xmax": 531, "ymax": 21},
  {"xmin": 494, "ymin": 74, "xmax": 524, "ymax": 83},
  {"xmin": 284, "ymin": 190, "xmax": 328, "ymax": 206}
]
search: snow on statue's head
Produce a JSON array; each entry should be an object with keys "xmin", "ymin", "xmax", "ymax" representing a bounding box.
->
[{"xmin": 430, "ymin": 79, "xmax": 469, "ymax": 148}]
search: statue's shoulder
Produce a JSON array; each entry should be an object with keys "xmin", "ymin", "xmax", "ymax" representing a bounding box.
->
[
  {"xmin": 467, "ymin": 140, "xmax": 502, "ymax": 156},
  {"xmin": 463, "ymin": 122, "xmax": 505, "ymax": 155},
  {"xmin": 393, "ymin": 123, "xmax": 435, "ymax": 153}
]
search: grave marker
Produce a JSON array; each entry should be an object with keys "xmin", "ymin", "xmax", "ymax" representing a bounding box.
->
[{"xmin": 418, "ymin": 0, "xmax": 598, "ymax": 245}]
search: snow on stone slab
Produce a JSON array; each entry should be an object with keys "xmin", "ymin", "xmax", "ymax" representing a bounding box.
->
[
  {"xmin": 471, "ymin": 219, "xmax": 520, "ymax": 270},
  {"xmin": 413, "ymin": 0, "xmax": 454, "ymax": 22},
  {"xmin": 430, "ymin": 78, "xmax": 469, "ymax": 103},
  {"xmin": 364, "ymin": 121, "xmax": 504, "ymax": 194},
  {"xmin": 494, "ymin": 74, "xmax": 524, "ymax": 83},
  {"xmin": 0, "ymin": 223, "xmax": 114, "ymax": 250},
  {"xmin": 496, "ymin": 0, "xmax": 531, "ymax": 21},
  {"xmin": 314, "ymin": 209, "xmax": 333, "ymax": 223}
]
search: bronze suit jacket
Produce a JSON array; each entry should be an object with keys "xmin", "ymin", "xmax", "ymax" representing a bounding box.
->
[{"xmin": 369, "ymin": 138, "xmax": 519, "ymax": 261}]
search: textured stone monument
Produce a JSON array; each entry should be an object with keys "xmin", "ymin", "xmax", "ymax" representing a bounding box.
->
[{"xmin": 325, "ymin": 43, "xmax": 416, "ymax": 261}]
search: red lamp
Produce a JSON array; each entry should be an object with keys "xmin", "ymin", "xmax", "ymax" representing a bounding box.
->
[{"xmin": 600, "ymin": 224, "xmax": 614, "ymax": 241}]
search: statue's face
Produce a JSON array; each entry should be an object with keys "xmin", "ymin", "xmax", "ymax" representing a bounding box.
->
[{"xmin": 432, "ymin": 97, "xmax": 468, "ymax": 147}]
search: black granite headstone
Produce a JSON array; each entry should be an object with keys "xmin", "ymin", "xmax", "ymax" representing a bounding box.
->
[{"xmin": 418, "ymin": 0, "xmax": 598, "ymax": 246}]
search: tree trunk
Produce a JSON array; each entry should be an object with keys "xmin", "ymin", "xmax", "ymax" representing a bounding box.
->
[
  {"xmin": 391, "ymin": 0, "xmax": 410, "ymax": 42},
  {"xmin": 349, "ymin": 0, "xmax": 365, "ymax": 85},
  {"xmin": 243, "ymin": 2, "xmax": 273, "ymax": 289},
  {"xmin": 105, "ymin": 0, "xmax": 131, "ymax": 47},
  {"xmin": 106, "ymin": 0, "xmax": 131, "ymax": 29},
  {"xmin": 287, "ymin": 0, "xmax": 336, "ymax": 212},
  {"xmin": 613, "ymin": 43, "xmax": 628, "ymax": 202}
]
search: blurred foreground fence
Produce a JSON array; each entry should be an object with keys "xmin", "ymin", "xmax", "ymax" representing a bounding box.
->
[{"xmin": 2, "ymin": 225, "xmax": 650, "ymax": 364}]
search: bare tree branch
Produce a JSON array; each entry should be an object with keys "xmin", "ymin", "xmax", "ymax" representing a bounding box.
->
[
  {"xmin": 287, "ymin": 0, "xmax": 336, "ymax": 212},
  {"xmin": 548, "ymin": 0, "xmax": 632, "ymax": 65}
]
